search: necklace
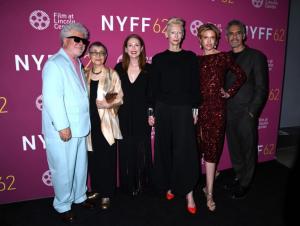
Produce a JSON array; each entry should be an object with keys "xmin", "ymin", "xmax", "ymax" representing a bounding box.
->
[{"xmin": 92, "ymin": 67, "xmax": 102, "ymax": 74}]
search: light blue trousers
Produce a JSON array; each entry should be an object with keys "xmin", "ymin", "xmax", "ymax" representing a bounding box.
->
[{"xmin": 45, "ymin": 136, "xmax": 88, "ymax": 213}]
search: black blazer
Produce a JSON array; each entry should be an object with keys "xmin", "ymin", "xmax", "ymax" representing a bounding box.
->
[{"xmin": 226, "ymin": 47, "xmax": 269, "ymax": 119}]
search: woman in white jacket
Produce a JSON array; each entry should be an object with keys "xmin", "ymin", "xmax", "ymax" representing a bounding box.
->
[{"xmin": 85, "ymin": 41, "xmax": 123, "ymax": 210}]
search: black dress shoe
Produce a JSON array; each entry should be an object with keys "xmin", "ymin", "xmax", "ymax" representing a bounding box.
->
[
  {"xmin": 60, "ymin": 210, "xmax": 75, "ymax": 223},
  {"xmin": 80, "ymin": 200, "xmax": 95, "ymax": 209},
  {"xmin": 231, "ymin": 185, "xmax": 248, "ymax": 199}
]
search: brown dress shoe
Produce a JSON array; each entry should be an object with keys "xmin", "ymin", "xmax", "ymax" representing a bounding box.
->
[
  {"xmin": 60, "ymin": 210, "xmax": 75, "ymax": 223},
  {"xmin": 80, "ymin": 200, "xmax": 95, "ymax": 209},
  {"xmin": 100, "ymin": 197, "xmax": 110, "ymax": 210}
]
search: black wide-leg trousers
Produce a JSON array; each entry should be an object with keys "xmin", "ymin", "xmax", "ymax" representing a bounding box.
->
[{"xmin": 153, "ymin": 102, "xmax": 200, "ymax": 195}]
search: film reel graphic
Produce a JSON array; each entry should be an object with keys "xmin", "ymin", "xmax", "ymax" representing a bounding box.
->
[
  {"xmin": 29, "ymin": 10, "xmax": 50, "ymax": 30},
  {"xmin": 42, "ymin": 170, "xmax": 52, "ymax": 186},
  {"xmin": 252, "ymin": 0, "xmax": 264, "ymax": 8},
  {"xmin": 190, "ymin": 20, "xmax": 203, "ymax": 36},
  {"xmin": 35, "ymin": 95, "xmax": 42, "ymax": 111}
]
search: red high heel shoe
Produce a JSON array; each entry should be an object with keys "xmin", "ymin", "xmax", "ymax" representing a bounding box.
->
[
  {"xmin": 166, "ymin": 191, "xmax": 175, "ymax": 200},
  {"xmin": 187, "ymin": 205, "xmax": 197, "ymax": 215},
  {"xmin": 186, "ymin": 192, "xmax": 197, "ymax": 214}
]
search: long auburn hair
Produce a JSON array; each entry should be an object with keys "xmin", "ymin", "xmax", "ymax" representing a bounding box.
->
[{"xmin": 121, "ymin": 34, "xmax": 146, "ymax": 72}]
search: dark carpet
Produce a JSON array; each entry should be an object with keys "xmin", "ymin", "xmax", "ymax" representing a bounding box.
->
[{"xmin": 0, "ymin": 160, "xmax": 296, "ymax": 226}]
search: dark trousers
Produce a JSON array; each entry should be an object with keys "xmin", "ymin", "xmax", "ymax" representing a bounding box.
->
[
  {"xmin": 226, "ymin": 110, "xmax": 258, "ymax": 187},
  {"xmin": 89, "ymin": 130, "xmax": 117, "ymax": 198},
  {"xmin": 153, "ymin": 102, "xmax": 200, "ymax": 195}
]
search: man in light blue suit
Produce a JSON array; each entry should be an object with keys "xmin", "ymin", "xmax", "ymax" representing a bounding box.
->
[{"xmin": 42, "ymin": 23, "xmax": 93, "ymax": 223}]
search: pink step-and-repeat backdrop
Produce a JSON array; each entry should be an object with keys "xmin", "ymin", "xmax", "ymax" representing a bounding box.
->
[{"xmin": 0, "ymin": 0, "xmax": 289, "ymax": 204}]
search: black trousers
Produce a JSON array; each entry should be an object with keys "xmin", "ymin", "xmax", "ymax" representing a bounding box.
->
[
  {"xmin": 226, "ymin": 110, "xmax": 258, "ymax": 188},
  {"xmin": 89, "ymin": 130, "xmax": 117, "ymax": 198},
  {"xmin": 153, "ymin": 102, "xmax": 200, "ymax": 195}
]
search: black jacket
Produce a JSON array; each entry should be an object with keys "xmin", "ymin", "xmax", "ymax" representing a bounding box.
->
[{"xmin": 226, "ymin": 47, "xmax": 269, "ymax": 119}]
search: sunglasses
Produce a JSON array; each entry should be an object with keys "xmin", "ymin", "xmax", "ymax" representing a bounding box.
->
[{"xmin": 67, "ymin": 36, "xmax": 89, "ymax": 45}]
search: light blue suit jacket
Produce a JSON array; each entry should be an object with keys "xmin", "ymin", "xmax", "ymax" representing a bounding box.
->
[{"xmin": 42, "ymin": 48, "xmax": 90, "ymax": 139}]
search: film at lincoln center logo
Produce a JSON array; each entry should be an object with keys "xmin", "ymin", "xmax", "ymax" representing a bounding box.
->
[{"xmin": 29, "ymin": 10, "xmax": 50, "ymax": 30}]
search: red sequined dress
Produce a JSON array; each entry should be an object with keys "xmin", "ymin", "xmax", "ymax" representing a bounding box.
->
[{"xmin": 197, "ymin": 52, "xmax": 246, "ymax": 163}]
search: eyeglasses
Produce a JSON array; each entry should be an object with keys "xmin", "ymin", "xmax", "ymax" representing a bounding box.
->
[
  {"xmin": 89, "ymin": 51, "xmax": 107, "ymax": 57},
  {"xmin": 67, "ymin": 36, "xmax": 89, "ymax": 45}
]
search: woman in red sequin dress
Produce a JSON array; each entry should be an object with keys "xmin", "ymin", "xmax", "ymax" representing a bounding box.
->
[{"xmin": 196, "ymin": 23, "xmax": 246, "ymax": 211}]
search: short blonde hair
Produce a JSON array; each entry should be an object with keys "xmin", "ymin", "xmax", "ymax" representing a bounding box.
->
[
  {"xmin": 197, "ymin": 23, "xmax": 220, "ymax": 40},
  {"xmin": 167, "ymin": 17, "xmax": 185, "ymax": 32}
]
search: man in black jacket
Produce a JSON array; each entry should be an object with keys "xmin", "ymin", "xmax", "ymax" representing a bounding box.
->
[{"xmin": 225, "ymin": 19, "xmax": 269, "ymax": 199}]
